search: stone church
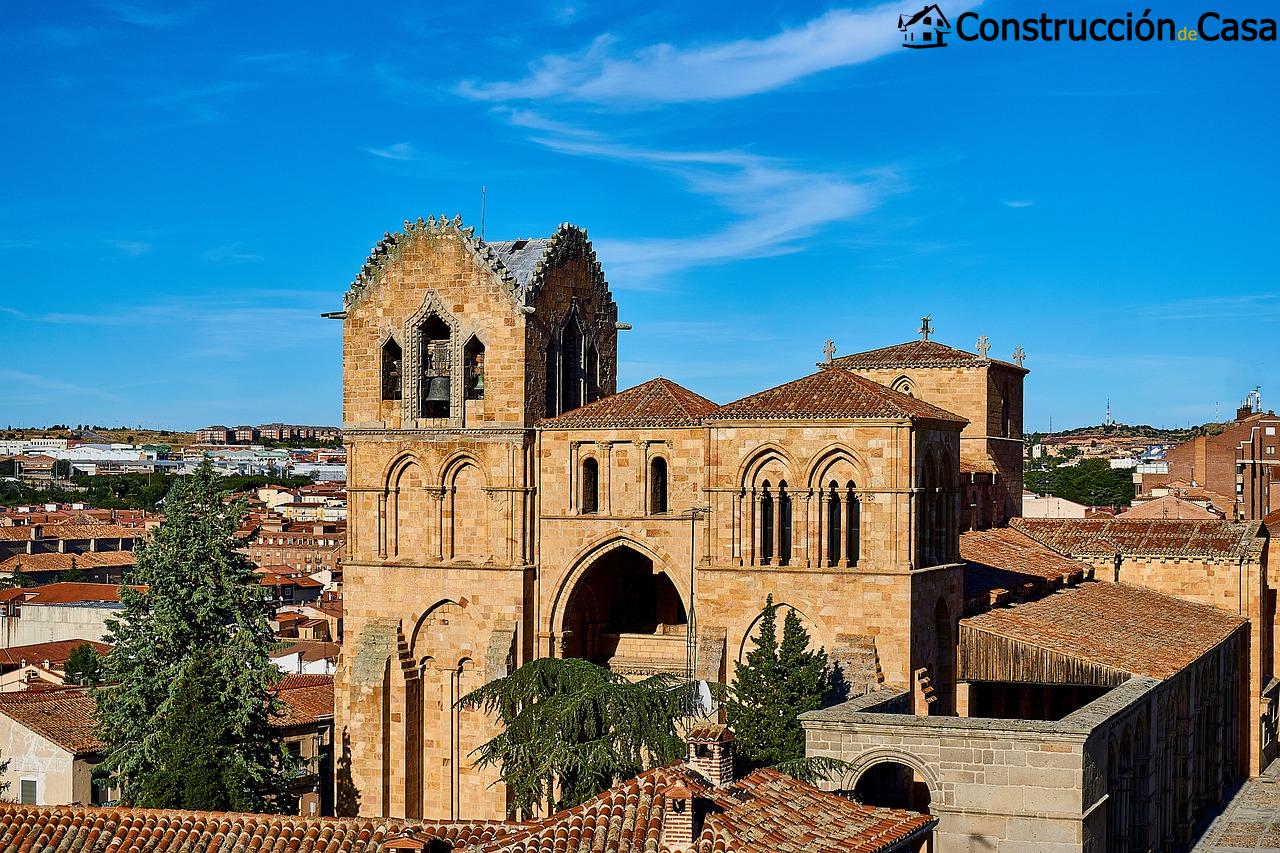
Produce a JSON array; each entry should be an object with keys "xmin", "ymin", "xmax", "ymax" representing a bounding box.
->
[{"xmin": 331, "ymin": 215, "xmax": 1028, "ymax": 821}]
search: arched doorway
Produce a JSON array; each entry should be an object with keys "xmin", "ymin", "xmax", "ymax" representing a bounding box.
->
[
  {"xmin": 853, "ymin": 760, "xmax": 933, "ymax": 813},
  {"xmin": 561, "ymin": 545, "xmax": 687, "ymax": 674}
]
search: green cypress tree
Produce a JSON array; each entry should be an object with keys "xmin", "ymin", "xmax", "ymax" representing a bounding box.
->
[
  {"xmin": 63, "ymin": 642, "xmax": 103, "ymax": 686},
  {"xmin": 95, "ymin": 459, "xmax": 294, "ymax": 811},
  {"xmin": 726, "ymin": 595, "xmax": 831, "ymax": 769}
]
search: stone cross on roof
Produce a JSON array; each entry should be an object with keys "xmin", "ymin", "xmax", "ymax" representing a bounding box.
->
[
  {"xmin": 823, "ymin": 339, "xmax": 837, "ymax": 364},
  {"xmin": 1013, "ymin": 345, "xmax": 1026, "ymax": 367},
  {"xmin": 918, "ymin": 315, "xmax": 933, "ymax": 341},
  {"xmin": 976, "ymin": 335, "xmax": 990, "ymax": 359}
]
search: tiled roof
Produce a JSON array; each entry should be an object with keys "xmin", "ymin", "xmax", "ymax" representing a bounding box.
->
[
  {"xmin": 0, "ymin": 550, "xmax": 136, "ymax": 573},
  {"xmin": 0, "ymin": 639, "xmax": 110, "ymax": 669},
  {"xmin": 0, "ymin": 689, "xmax": 104, "ymax": 754},
  {"xmin": 0, "ymin": 523, "xmax": 142, "ymax": 541},
  {"xmin": 1012, "ymin": 517, "xmax": 1262, "ymax": 559},
  {"xmin": 274, "ymin": 674, "xmax": 334, "ymax": 727},
  {"xmin": 833, "ymin": 339, "xmax": 1026, "ymax": 373},
  {"xmin": 960, "ymin": 527, "xmax": 1090, "ymax": 604},
  {"xmin": 540, "ymin": 378, "xmax": 719, "ymax": 429},
  {"xmin": 707, "ymin": 368, "xmax": 967, "ymax": 424},
  {"xmin": 272, "ymin": 639, "xmax": 341, "ymax": 663},
  {"xmin": 457, "ymin": 763, "xmax": 932, "ymax": 853},
  {"xmin": 1121, "ymin": 495, "xmax": 1220, "ymax": 520},
  {"xmin": 960, "ymin": 580, "xmax": 1245, "ymax": 679},
  {"xmin": 959, "ymin": 452, "xmax": 998, "ymax": 475},
  {"xmin": 0, "ymin": 804, "xmax": 509, "ymax": 851},
  {"xmin": 16, "ymin": 581, "xmax": 140, "ymax": 604}
]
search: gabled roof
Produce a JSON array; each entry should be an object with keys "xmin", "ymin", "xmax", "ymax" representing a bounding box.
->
[
  {"xmin": 341, "ymin": 217, "xmax": 612, "ymax": 315},
  {"xmin": 960, "ymin": 580, "xmax": 1244, "ymax": 680},
  {"xmin": 1121, "ymin": 495, "xmax": 1221, "ymax": 520},
  {"xmin": 900, "ymin": 4, "xmax": 950, "ymax": 28},
  {"xmin": 0, "ymin": 639, "xmax": 110, "ymax": 669},
  {"xmin": 0, "ymin": 550, "xmax": 136, "ymax": 574},
  {"xmin": 539, "ymin": 378, "xmax": 719, "ymax": 429},
  {"xmin": 1012, "ymin": 517, "xmax": 1263, "ymax": 559},
  {"xmin": 707, "ymin": 367, "xmax": 967, "ymax": 424},
  {"xmin": 274, "ymin": 674, "xmax": 334, "ymax": 727},
  {"xmin": 960, "ymin": 527, "xmax": 1090, "ymax": 604},
  {"xmin": 833, "ymin": 339, "xmax": 1027, "ymax": 373},
  {"xmin": 16, "ymin": 582, "xmax": 142, "ymax": 604}
]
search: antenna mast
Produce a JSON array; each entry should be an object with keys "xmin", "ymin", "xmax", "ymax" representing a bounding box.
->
[{"xmin": 480, "ymin": 185, "xmax": 487, "ymax": 240}]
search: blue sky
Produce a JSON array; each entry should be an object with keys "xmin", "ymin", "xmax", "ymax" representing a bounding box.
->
[{"xmin": 1, "ymin": 0, "xmax": 1276, "ymax": 431}]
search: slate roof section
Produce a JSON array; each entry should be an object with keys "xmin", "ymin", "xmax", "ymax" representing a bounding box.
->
[
  {"xmin": 0, "ymin": 689, "xmax": 104, "ymax": 754},
  {"xmin": 488, "ymin": 238, "xmax": 554, "ymax": 288},
  {"xmin": 1012, "ymin": 517, "xmax": 1263, "ymax": 559},
  {"xmin": 960, "ymin": 527, "xmax": 1090, "ymax": 603},
  {"xmin": 539, "ymin": 378, "xmax": 720, "ymax": 429},
  {"xmin": 960, "ymin": 580, "xmax": 1244, "ymax": 680},
  {"xmin": 0, "ymin": 804, "xmax": 511, "ymax": 852},
  {"xmin": 833, "ymin": 339, "xmax": 1027, "ymax": 373},
  {"xmin": 707, "ymin": 368, "xmax": 967, "ymax": 424}
]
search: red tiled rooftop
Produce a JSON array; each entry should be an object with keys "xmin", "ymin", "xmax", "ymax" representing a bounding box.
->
[
  {"xmin": 0, "ymin": 523, "xmax": 143, "ymax": 541},
  {"xmin": 0, "ymin": 689, "xmax": 104, "ymax": 754},
  {"xmin": 961, "ymin": 580, "xmax": 1245, "ymax": 680},
  {"xmin": 540, "ymin": 378, "xmax": 719, "ymax": 429},
  {"xmin": 833, "ymin": 339, "xmax": 1027, "ymax": 373},
  {"xmin": 13, "ymin": 582, "xmax": 142, "ymax": 605},
  {"xmin": 1120, "ymin": 495, "xmax": 1220, "ymax": 520},
  {"xmin": 0, "ymin": 550, "xmax": 136, "ymax": 574},
  {"xmin": 706, "ymin": 367, "xmax": 967, "ymax": 425},
  {"xmin": 960, "ymin": 527, "xmax": 1091, "ymax": 604},
  {"xmin": 274, "ymin": 674, "xmax": 334, "ymax": 727},
  {"xmin": 0, "ymin": 803, "xmax": 510, "ymax": 851},
  {"xmin": 0, "ymin": 639, "xmax": 110, "ymax": 669},
  {"xmin": 1012, "ymin": 517, "xmax": 1262, "ymax": 559}
]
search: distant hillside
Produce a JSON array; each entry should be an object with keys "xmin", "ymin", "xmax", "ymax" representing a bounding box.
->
[
  {"xmin": 1027, "ymin": 420, "xmax": 1223, "ymax": 446},
  {"xmin": 1, "ymin": 426, "xmax": 197, "ymax": 449}
]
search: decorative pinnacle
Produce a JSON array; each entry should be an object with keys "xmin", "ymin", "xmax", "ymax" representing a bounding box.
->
[
  {"xmin": 976, "ymin": 335, "xmax": 990, "ymax": 359},
  {"xmin": 1012, "ymin": 346, "xmax": 1026, "ymax": 367},
  {"xmin": 823, "ymin": 339, "xmax": 837, "ymax": 365}
]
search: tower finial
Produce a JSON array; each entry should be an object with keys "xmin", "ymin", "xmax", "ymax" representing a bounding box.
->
[
  {"xmin": 1012, "ymin": 345, "xmax": 1026, "ymax": 367},
  {"xmin": 823, "ymin": 339, "xmax": 836, "ymax": 365},
  {"xmin": 976, "ymin": 335, "xmax": 990, "ymax": 359},
  {"xmin": 918, "ymin": 315, "xmax": 933, "ymax": 341}
]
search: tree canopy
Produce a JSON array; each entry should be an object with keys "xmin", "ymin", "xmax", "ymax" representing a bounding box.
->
[
  {"xmin": 95, "ymin": 459, "xmax": 295, "ymax": 811},
  {"xmin": 64, "ymin": 643, "xmax": 104, "ymax": 686},
  {"xmin": 459, "ymin": 657, "xmax": 697, "ymax": 816},
  {"xmin": 725, "ymin": 596, "xmax": 833, "ymax": 770},
  {"xmin": 1024, "ymin": 457, "xmax": 1135, "ymax": 508}
]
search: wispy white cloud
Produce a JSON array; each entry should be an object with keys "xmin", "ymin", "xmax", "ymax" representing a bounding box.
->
[
  {"xmin": 96, "ymin": 1, "xmax": 202, "ymax": 28},
  {"xmin": 365, "ymin": 142, "xmax": 418, "ymax": 161},
  {"xmin": 201, "ymin": 243, "xmax": 263, "ymax": 264},
  {"xmin": 103, "ymin": 238, "xmax": 152, "ymax": 257},
  {"xmin": 515, "ymin": 121, "xmax": 892, "ymax": 283},
  {"xmin": 459, "ymin": 3, "xmax": 912, "ymax": 104},
  {"xmin": 1003, "ymin": 199, "xmax": 1034, "ymax": 209}
]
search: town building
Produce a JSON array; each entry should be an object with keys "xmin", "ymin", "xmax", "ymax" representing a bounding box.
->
[
  {"xmin": 0, "ymin": 521, "xmax": 143, "ymax": 584},
  {"xmin": 242, "ymin": 518, "xmax": 344, "ymax": 579},
  {"xmin": 0, "ymin": 583, "xmax": 135, "ymax": 648},
  {"xmin": 0, "ymin": 639, "xmax": 110, "ymax": 691}
]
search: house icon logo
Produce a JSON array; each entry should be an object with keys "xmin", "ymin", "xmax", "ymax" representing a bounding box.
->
[{"xmin": 899, "ymin": 4, "xmax": 951, "ymax": 48}]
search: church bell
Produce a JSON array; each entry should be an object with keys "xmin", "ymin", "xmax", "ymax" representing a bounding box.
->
[{"xmin": 424, "ymin": 375, "xmax": 451, "ymax": 402}]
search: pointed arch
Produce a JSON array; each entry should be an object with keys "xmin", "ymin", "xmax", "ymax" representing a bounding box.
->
[
  {"xmin": 405, "ymin": 291, "xmax": 461, "ymax": 421},
  {"xmin": 738, "ymin": 443, "xmax": 798, "ymax": 489},
  {"xmin": 804, "ymin": 443, "xmax": 872, "ymax": 493},
  {"xmin": 890, "ymin": 375, "xmax": 915, "ymax": 396},
  {"xmin": 549, "ymin": 534, "xmax": 685, "ymax": 638},
  {"xmin": 735, "ymin": 600, "xmax": 818, "ymax": 665}
]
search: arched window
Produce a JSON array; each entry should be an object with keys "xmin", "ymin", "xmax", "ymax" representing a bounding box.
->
[
  {"xmin": 544, "ymin": 342, "xmax": 558, "ymax": 417},
  {"xmin": 418, "ymin": 314, "xmax": 451, "ymax": 419},
  {"xmin": 381, "ymin": 338, "xmax": 402, "ymax": 401},
  {"xmin": 844, "ymin": 481, "xmax": 860, "ymax": 567},
  {"xmin": 561, "ymin": 319, "xmax": 584, "ymax": 413},
  {"xmin": 649, "ymin": 457, "xmax": 668, "ymax": 515},
  {"xmin": 827, "ymin": 480, "xmax": 842, "ymax": 567},
  {"xmin": 759, "ymin": 481, "xmax": 774, "ymax": 565},
  {"xmin": 581, "ymin": 458, "xmax": 599, "ymax": 514},
  {"xmin": 892, "ymin": 375, "xmax": 914, "ymax": 396},
  {"xmin": 778, "ymin": 482, "xmax": 792, "ymax": 566},
  {"xmin": 463, "ymin": 337, "xmax": 485, "ymax": 400}
]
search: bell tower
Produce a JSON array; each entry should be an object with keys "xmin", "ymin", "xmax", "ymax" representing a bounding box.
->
[{"xmin": 332, "ymin": 216, "xmax": 616, "ymax": 820}]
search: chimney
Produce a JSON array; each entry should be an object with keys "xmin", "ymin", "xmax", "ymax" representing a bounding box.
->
[
  {"xmin": 660, "ymin": 784, "xmax": 697, "ymax": 850},
  {"xmin": 686, "ymin": 723, "xmax": 735, "ymax": 787}
]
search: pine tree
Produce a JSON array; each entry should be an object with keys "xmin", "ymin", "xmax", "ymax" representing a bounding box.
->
[
  {"xmin": 726, "ymin": 595, "xmax": 832, "ymax": 769},
  {"xmin": 95, "ymin": 459, "xmax": 294, "ymax": 811}
]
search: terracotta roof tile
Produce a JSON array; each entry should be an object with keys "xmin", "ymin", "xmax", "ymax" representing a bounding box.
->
[
  {"xmin": 15, "ymin": 582, "xmax": 142, "ymax": 604},
  {"xmin": 961, "ymin": 580, "xmax": 1244, "ymax": 680},
  {"xmin": 0, "ymin": 803, "xmax": 510, "ymax": 850},
  {"xmin": 540, "ymin": 378, "xmax": 719, "ymax": 429},
  {"xmin": 0, "ymin": 639, "xmax": 110, "ymax": 669},
  {"xmin": 0, "ymin": 550, "xmax": 136, "ymax": 573},
  {"xmin": 0, "ymin": 523, "xmax": 143, "ymax": 541},
  {"xmin": 1012, "ymin": 517, "xmax": 1262, "ymax": 559},
  {"xmin": 707, "ymin": 368, "xmax": 966, "ymax": 424},
  {"xmin": 0, "ymin": 689, "xmax": 104, "ymax": 754},
  {"xmin": 960, "ymin": 527, "xmax": 1091, "ymax": 605},
  {"xmin": 274, "ymin": 674, "xmax": 334, "ymax": 727},
  {"xmin": 833, "ymin": 339, "xmax": 1026, "ymax": 373},
  {"xmin": 1120, "ymin": 495, "xmax": 1221, "ymax": 520}
]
